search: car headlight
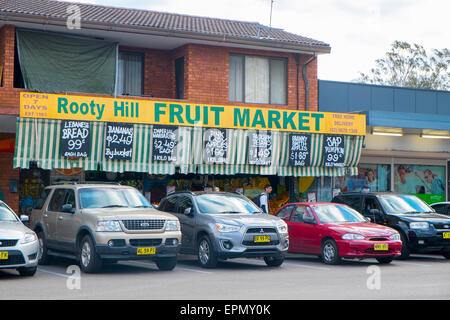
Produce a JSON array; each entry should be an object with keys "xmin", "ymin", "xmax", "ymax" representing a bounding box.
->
[
  {"xmin": 276, "ymin": 221, "xmax": 288, "ymax": 234},
  {"xmin": 342, "ymin": 233, "xmax": 365, "ymax": 240},
  {"xmin": 409, "ymin": 222, "xmax": 429, "ymax": 230},
  {"xmin": 215, "ymin": 223, "xmax": 241, "ymax": 233},
  {"xmin": 96, "ymin": 220, "xmax": 122, "ymax": 232},
  {"xmin": 166, "ymin": 220, "xmax": 180, "ymax": 231},
  {"xmin": 389, "ymin": 233, "xmax": 401, "ymax": 240},
  {"xmin": 20, "ymin": 232, "xmax": 38, "ymax": 244}
]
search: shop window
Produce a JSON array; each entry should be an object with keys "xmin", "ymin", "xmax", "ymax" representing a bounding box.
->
[
  {"xmin": 117, "ymin": 51, "xmax": 143, "ymax": 96},
  {"xmin": 175, "ymin": 57, "xmax": 184, "ymax": 99},
  {"xmin": 335, "ymin": 164, "xmax": 391, "ymax": 193},
  {"xmin": 229, "ymin": 54, "xmax": 287, "ymax": 105}
]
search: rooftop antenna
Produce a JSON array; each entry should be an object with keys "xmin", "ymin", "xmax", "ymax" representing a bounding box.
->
[{"xmin": 269, "ymin": 0, "xmax": 274, "ymax": 27}]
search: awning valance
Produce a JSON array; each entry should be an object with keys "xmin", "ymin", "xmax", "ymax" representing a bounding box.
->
[{"xmin": 14, "ymin": 118, "xmax": 363, "ymax": 177}]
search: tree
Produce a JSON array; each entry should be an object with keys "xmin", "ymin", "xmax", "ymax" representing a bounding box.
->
[{"xmin": 357, "ymin": 41, "xmax": 449, "ymax": 90}]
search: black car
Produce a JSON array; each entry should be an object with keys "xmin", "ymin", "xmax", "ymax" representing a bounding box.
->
[
  {"xmin": 332, "ymin": 192, "xmax": 450, "ymax": 259},
  {"xmin": 430, "ymin": 202, "xmax": 450, "ymax": 216}
]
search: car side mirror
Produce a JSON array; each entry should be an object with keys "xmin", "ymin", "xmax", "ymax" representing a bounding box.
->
[
  {"xmin": 20, "ymin": 215, "xmax": 29, "ymax": 223},
  {"xmin": 184, "ymin": 207, "xmax": 193, "ymax": 216},
  {"xmin": 61, "ymin": 204, "xmax": 75, "ymax": 213}
]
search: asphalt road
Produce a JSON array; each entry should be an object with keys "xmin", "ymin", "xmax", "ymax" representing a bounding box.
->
[{"xmin": 1, "ymin": 253, "xmax": 449, "ymax": 300}]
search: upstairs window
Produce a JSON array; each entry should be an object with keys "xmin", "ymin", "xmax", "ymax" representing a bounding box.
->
[
  {"xmin": 117, "ymin": 51, "xmax": 143, "ymax": 96},
  {"xmin": 229, "ymin": 54, "xmax": 287, "ymax": 105}
]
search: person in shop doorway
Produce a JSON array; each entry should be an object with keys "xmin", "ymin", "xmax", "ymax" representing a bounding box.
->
[{"xmin": 259, "ymin": 184, "xmax": 272, "ymax": 214}]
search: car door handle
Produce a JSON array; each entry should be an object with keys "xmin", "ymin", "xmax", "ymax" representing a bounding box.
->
[{"xmin": 58, "ymin": 216, "xmax": 64, "ymax": 220}]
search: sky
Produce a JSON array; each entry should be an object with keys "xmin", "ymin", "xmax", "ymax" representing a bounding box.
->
[{"xmin": 61, "ymin": 0, "xmax": 449, "ymax": 82}]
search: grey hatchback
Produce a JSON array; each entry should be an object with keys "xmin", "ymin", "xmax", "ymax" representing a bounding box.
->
[{"xmin": 158, "ymin": 191, "xmax": 289, "ymax": 268}]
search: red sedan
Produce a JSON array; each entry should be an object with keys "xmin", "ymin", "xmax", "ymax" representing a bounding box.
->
[{"xmin": 274, "ymin": 202, "xmax": 402, "ymax": 264}]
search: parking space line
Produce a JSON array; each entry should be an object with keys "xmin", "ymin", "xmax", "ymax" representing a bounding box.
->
[
  {"xmin": 38, "ymin": 267, "xmax": 70, "ymax": 278},
  {"xmin": 122, "ymin": 260, "xmax": 212, "ymax": 274},
  {"xmin": 394, "ymin": 261, "xmax": 432, "ymax": 267},
  {"xmin": 284, "ymin": 262, "xmax": 331, "ymax": 271}
]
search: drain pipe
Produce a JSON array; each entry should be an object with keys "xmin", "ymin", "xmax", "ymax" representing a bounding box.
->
[{"xmin": 302, "ymin": 53, "xmax": 317, "ymax": 111}]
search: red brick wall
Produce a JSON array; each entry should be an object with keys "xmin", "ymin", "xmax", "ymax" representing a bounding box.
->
[{"xmin": 0, "ymin": 133, "xmax": 19, "ymax": 213}]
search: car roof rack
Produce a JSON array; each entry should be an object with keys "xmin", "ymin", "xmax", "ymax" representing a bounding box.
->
[{"xmin": 51, "ymin": 181, "xmax": 120, "ymax": 185}]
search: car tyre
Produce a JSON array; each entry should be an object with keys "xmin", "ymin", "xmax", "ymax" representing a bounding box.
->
[
  {"xmin": 197, "ymin": 236, "xmax": 218, "ymax": 268},
  {"xmin": 376, "ymin": 257, "xmax": 393, "ymax": 264},
  {"xmin": 156, "ymin": 257, "xmax": 177, "ymax": 271},
  {"xmin": 17, "ymin": 266, "xmax": 37, "ymax": 277},
  {"xmin": 398, "ymin": 231, "xmax": 411, "ymax": 260},
  {"xmin": 264, "ymin": 255, "xmax": 284, "ymax": 267},
  {"xmin": 79, "ymin": 235, "xmax": 102, "ymax": 273},
  {"xmin": 321, "ymin": 239, "xmax": 341, "ymax": 265},
  {"xmin": 37, "ymin": 230, "xmax": 52, "ymax": 265}
]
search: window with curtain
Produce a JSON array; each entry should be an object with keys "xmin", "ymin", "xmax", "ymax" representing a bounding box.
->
[
  {"xmin": 229, "ymin": 54, "xmax": 287, "ymax": 105},
  {"xmin": 118, "ymin": 51, "xmax": 143, "ymax": 96}
]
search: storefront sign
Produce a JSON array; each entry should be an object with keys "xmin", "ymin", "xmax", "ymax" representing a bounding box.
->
[
  {"xmin": 60, "ymin": 120, "xmax": 90, "ymax": 158},
  {"xmin": 288, "ymin": 133, "xmax": 311, "ymax": 167},
  {"xmin": 323, "ymin": 135, "xmax": 345, "ymax": 167},
  {"xmin": 204, "ymin": 128, "xmax": 228, "ymax": 164},
  {"xmin": 20, "ymin": 92, "xmax": 366, "ymax": 135},
  {"xmin": 248, "ymin": 131, "xmax": 272, "ymax": 166},
  {"xmin": 105, "ymin": 123, "xmax": 134, "ymax": 160},
  {"xmin": 152, "ymin": 125, "xmax": 178, "ymax": 162}
]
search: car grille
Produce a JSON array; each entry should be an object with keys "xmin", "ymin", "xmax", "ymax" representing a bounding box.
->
[
  {"xmin": 369, "ymin": 238, "xmax": 389, "ymax": 241},
  {"xmin": 246, "ymin": 228, "xmax": 277, "ymax": 234},
  {"xmin": 129, "ymin": 239, "xmax": 162, "ymax": 247},
  {"xmin": 242, "ymin": 240, "xmax": 280, "ymax": 246},
  {"xmin": 0, "ymin": 240, "xmax": 18, "ymax": 247},
  {"xmin": 122, "ymin": 219, "xmax": 165, "ymax": 231},
  {"xmin": 0, "ymin": 251, "xmax": 25, "ymax": 266},
  {"xmin": 364, "ymin": 248, "xmax": 395, "ymax": 254}
]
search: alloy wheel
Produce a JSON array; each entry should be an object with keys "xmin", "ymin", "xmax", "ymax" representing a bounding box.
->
[
  {"xmin": 199, "ymin": 239, "xmax": 210, "ymax": 265},
  {"xmin": 81, "ymin": 241, "xmax": 91, "ymax": 267}
]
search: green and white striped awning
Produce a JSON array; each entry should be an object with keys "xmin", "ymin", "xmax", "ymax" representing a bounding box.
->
[{"xmin": 14, "ymin": 117, "xmax": 363, "ymax": 177}]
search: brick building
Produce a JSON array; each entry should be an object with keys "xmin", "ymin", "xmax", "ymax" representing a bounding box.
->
[{"xmin": 0, "ymin": 0, "xmax": 366, "ymax": 214}]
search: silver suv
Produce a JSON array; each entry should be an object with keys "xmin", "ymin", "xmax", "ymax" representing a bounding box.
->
[
  {"xmin": 30, "ymin": 183, "xmax": 182, "ymax": 273},
  {"xmin": 158, "ymin": 191, "xmax": 289, "ymax": 268}
]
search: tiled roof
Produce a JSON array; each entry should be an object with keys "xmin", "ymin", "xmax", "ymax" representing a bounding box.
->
[{"xmin": 0, "ymin": 0, "xmax": 330, "ymax": 51}]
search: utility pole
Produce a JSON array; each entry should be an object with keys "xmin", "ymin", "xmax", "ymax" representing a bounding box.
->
[{"xmin": 269, "ymin": 0, "xmax": 274, "ymax": 27}]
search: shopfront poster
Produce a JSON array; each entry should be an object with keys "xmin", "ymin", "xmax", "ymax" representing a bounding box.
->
[
  {"xmin": 203, "ymin": 128, "xmax": 228, "ymax": 164},
  {"xmin": 248, "ymin": 130, "xmax": 272, "ymax": 166},
  {"xmin": 323, "ymin": 135, "xmax": 345, "ymax": 168},
  {"xmin": 60, "ymin": 120, "xmax": 91, "ymax": 158},
  {"xmin": 288, "ymin": 133, "xmax": 311, "ymax": 167},
  {"xmin": 152, "ymin": 125, "xmax": 178, "ymax": 162},
  {"xmin": 104, "ymin": 122, "xmax": 134, "ymax": 160}
]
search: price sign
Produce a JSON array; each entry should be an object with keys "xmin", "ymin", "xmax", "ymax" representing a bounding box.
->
[
  {"xmin": 60, "ymin": 120, "xmax": 90, "ymax": 158},
  {"xmin": 288, "ymin": 133, "xmax": 311, "ymax": 167},
  {"xmin": 248, "ymin": 131, "xmax": 272, "ymax": 166},
  {"xmin": 152, "ymin": 125, "xmax": 178, "ymax": 162},
  {"xmin": 323, "ymin": 134, "xmax": 345, "ymax": 167},
  {"xmin": 104, "ymin": 123, "xmax": 134, "ymax": 160},
  {"xmin": 204, "ymin": 128, "xmax": 228, "ymax": 164}
]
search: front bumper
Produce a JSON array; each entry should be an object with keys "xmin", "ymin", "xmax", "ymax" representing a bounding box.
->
[
  {"xmin": 336, "ymin": 239, "xmax": 403, "ymax": 259},
  {"xmin": 96, "ymin": 242, "xmax": 181, "ymax": 260},
  {"xmin": 0, "ymin": 240, "xmax": 39, "ymax": 269},
  {"xmin": 408, "ymin": 231, "xmax": 450, "ymax": 253}
]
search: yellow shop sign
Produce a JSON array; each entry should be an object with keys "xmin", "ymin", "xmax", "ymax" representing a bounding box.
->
[{"xmin": 20, "ymin": 92, "xmax": 366, "ymax": 135}]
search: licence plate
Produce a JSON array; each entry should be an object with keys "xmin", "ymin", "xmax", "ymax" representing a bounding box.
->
[
  {"xmin": 0, "ymin": 251, "xmax": 8, "ymax": 260},
  {"xmin": 137, "ymin": 247, "xmax": 156, "ymax": 255},
  {"xmin": 254, "ymin": 235, "xmax": 271, "ymax": 243},
  {"xmin": 443, "ymin": 232, "xmax": 450, "ymax": 239},
  {"xmin": 374, "ymin": 243, "xmax": 389, "ymax": 251}
]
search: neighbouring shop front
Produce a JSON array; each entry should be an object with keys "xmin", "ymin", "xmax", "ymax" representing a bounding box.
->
[{"xmin": 15, "ymin": 92, "xmax": 366, "ymax": 214}]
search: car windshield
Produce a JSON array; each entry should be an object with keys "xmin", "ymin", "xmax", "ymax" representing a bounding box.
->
[
  {"xmin": 378, "ymin": 195, "xmax": 433, "ymax": 214},
  {"xmin": 196, "ymin": 193, "xmax": 262, "ymax": 214},
  {"xmin": 313, "ymin": 204, "xmax": 366, "ymax": 224},
  {"xmin": 0, "ymin": 203, "xmax": 18, "ymax": 222},
  {"xmin": 79, "ymin": 187, "xmax": 152, "ymax": 209}
]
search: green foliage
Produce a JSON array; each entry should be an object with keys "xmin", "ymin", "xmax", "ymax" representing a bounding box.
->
[{"xmin": 358, "ymin": 41, "xmax": 449, "ymax": 90}]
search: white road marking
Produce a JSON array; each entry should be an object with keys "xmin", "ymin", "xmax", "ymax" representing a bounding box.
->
[
  {"xmin": 38, "ymin": 267, "xmax": 70, "ymax": 278},
  {"xmin": 284, "ymin": 261, "xmax": 331, "ymax": 271},
  {"xmin": 122, "ymin": 260, "xmax": 212, "ymax": 274}
]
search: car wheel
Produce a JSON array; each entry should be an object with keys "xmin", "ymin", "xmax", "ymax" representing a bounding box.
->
[
  {"xmin": 321, "ymin": 239, "xmax": 341, "ymax": 265},
  {"xmin": 79, "ymin": 235, "xmax": 102, "ymax": 273},
  {"xmin": 197, "ymin": 236, "xmax": 218, "ymax": 268},
  {"xmin": 37, "ymin": 230, "xmax": 52, "ymax": 265},
  {"xmin": 376, "ymin": 257, "xmax": 393, "ymax": 264},
  {"xmin": 398, "ymin": 231, "xmax": 411, "ymax": 260},
  {"xmin": 156, "ymin": 257, "xmax": 177, "ymax": 271},
  {"xmin": 17, "ymin": 266, "xmax": 37, "ymax": 277},
  {"xmin": 264, "ymin": 255, "xmax": 284, "ymax": 267}
]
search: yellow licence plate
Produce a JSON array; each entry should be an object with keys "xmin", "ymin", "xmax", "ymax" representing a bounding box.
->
[
  {"xmin": 443, "ymin": 232, "xmax": 450, "ymax": 239},
  {"xmin": 374, "ymin": 243, "xmax": 389, "ymax": 251},
  {"xmin": 0, "ymin": 251, "xmax": 8, "ymax": 260},
  {"xmin": 137, "ymin": 247, "xmax": 156, "ymax": 255},
  {"xmin": 254, "ymin": 236, "xmax": 271, "ymax": 243}
]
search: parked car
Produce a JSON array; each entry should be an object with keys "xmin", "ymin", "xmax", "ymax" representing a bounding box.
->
[
  {"xmin": 430, "ymin": 202, "xmax": 450, "ymax": 216},
  {"xmin": 0, "ymin": 200, "xmax": 39, "ymax": 276},
  {"xmin": 274, "ymin": 202, "xmax": 402, "ymax": 264},
  {"xmin": 30, "ymin": 183, "xmax": 182, "ymax": 273},
  {"xmin": 158, "ymin": 191, "xmax": 289, "ymax": 268},
  {"xmin": 332, "ymin": 192, "xmax": 450, "ymax": 259}
]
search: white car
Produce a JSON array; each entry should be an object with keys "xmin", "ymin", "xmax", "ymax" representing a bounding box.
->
[{"xmin": 0, "ymin": 201, "xmax": 39, "ymax": 276}]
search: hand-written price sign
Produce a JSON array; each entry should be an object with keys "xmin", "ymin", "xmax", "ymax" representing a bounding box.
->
[
  {"xmin": 288, "ymin": 133, "xmax": 311, "ymax": 167},
  {"xmin": 60, "ymin": 120, "xmax": 90, "ymax": 158},
  {"xmin": 248, "ymin": 131, "xmax": 272, "ymax": 166},
  {"xmin": 105, "ymin": 123, "xmax": 134, "ymax": 160},
  {"xmin": 204, "ymin": 128, "xmax": 228, "ymax": 164},
  {"xmin": 152, "ymin": 125, "xmax": 178, "ymax": 162},
  {"xmin": 323, "ymin": 134, "xmax": 345, "ymax": 167}
]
